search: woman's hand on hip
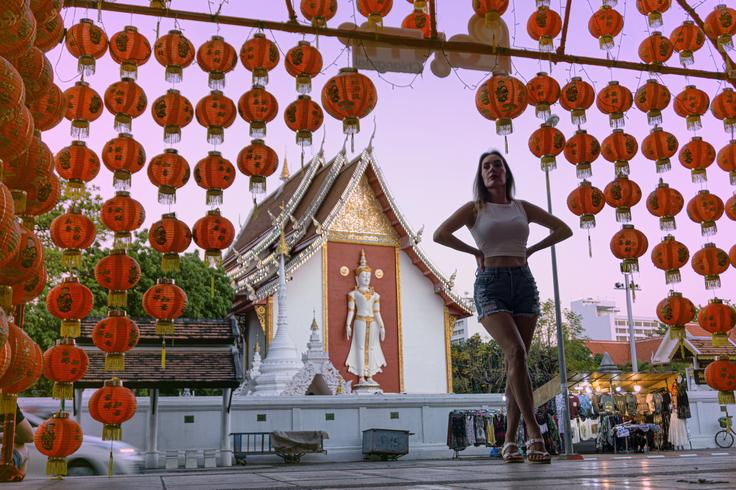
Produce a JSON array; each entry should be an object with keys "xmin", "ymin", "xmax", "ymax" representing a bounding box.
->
[{"xmin": 475, "ymin": 251, "xmax": 485, "ymax": 272}]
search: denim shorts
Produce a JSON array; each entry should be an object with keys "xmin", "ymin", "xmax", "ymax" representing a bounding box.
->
[{"xmin": 473, "ymin": 265, "xmax": 541, "ymax": 320}]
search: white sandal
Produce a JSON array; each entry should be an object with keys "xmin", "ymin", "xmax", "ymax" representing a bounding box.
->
[
  {"xmin": 501, "ymin": 442, "xmax": 524, "ymax": 463},
  {"xmin": 525, "ymin": 438, "xmax": 551, "ymax": 464}
]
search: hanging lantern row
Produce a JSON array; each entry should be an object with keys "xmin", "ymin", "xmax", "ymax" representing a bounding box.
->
[
  {"xmin": 601, "ymin": 129, "xmax": 638, "ymax": 176},
  {"xmin": 301, "ymin": 0, "xmax": 338, "ymax": 28},
  {"xmin": 527, "ymin": 5, "xmax": 561, "ymax": 52},
  {"xmin": 646, "ymin": 179, "xmax": 683, "ymax": 231},
  {"xmin": 588, "ymin": 4, "xmax": 624, "ymax": 51},
  {"xmin": 636, "ymin": 0, "xmax": 671, "ymax": 29}
]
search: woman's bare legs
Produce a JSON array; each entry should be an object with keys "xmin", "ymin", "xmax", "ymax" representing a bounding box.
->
[{"xmin": 503, "ymin": 314, "xmax": 537, "ymax": 445}]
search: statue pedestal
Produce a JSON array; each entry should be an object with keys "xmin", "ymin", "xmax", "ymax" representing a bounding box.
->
[{"xmin": 352, "ymin": 380, "xmax": 383, "ymax": 395}]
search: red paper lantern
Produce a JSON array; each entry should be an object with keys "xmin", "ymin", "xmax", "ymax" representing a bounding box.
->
[
  {"xmin": 601, "ymin": 129, "xmax": 638, "ymax": 176},
  {"xmin": 13, "ymin": 46, "xmax": 52, "ymax": 102},
  {"xmin": 674, "ymin": 85, "xmax": 709, "ymax": 132},
  {"xmin": 698, "ymin": 299, "xmax": 736, "ymax": 347},
  {"xmin": 635, "ymin": 78, "xmax": 671, "ymax": 126},
  {"xmin": 0, "ymin": 56, "xmax": 25, "ymax": 111},
  {"xmin": 12, "ymin": 264, "xmax": 46, "ymax": 305},
  {"xmin": 588, "ymin": 5, "xmax": 624, "ymax": 51},
  {"xmin": 0, "ymin": 322, "xmax": 42, "ymax": 399},
  {"xmin": 238, "ymin": 85, "xmax": 279, "ymax": 139},
  {"xmin": 300, "ymin": 0, "xmax": 338, "ymax": 27},
  {"xmin": 64, "ymin": 18, "xmax": 108, "ymax": 76},
  {"xmin": 322, "ymin": 67, "xmax": 378, "ymax": 146},
  {"xmin": 636, "ymin": 0, "xmax": 671, "ymax": 28},
  {"xmin": 102, "ymin": 133, "xmax": 146, "ymax": 190},
  {"xmin": 687, "ymin": 190, "xmax": 724, "ymax": 237},
  {"xmin": 472, "ymin": 0, "xmax": 508, "ymax": 25},
  {"xmin": 196, "ymin": 35, "xmax": 237, "ymax": 90},
  {"xmin": 0, "ymin": 224, "xmax": 43, "ymax": 305},
  {"xmin": 475, "ymin": 73, "xmax": 527, "ymax": 144},
  {"xmin": 525, "ymin": 71, "xmax": 560, "ymax": 120},
  {"xmin": 54, "ymin": 140, "xmax": 101, "ymax": 198},
  {"xmin": 711, "ymin": 88, "xmax": 736, "ymax": 133},
  {"xmin": 237, "ymin": 139, "xmax": 279, "ymax": 195},
  {"xmin": 527, "ymin": 6, "xmax": 561, "ymax": 52},
  {"xmin": 564, "ymin": 129, "xmax": 600, "ymax": 179},
  {"xmin": 148, "ymin": 213, "xmax": 192, "ymax": 272},
  {"xmin": 101, "ymin": 191, "xmax": 145, "ymax": 249},
  {"xmin": 691, "ymin": 242, "xmax": 729, "ymax": 289},
  {"xmin": 151, "ymin": 89, "xmax": 194, "ymax": 144},
  {"xmin": 604, "ymin": 176, "xmax": 642, "ymax": 223},
  {"xmin": 63, "ymin": 81, "xmax": 103, "ymax": 139},
  {"xmin": 153, "ymin": 29, "xmax": 195, "ymax": 83},
  {"xmin": 0, "ymin": 5, "xmax": 36, "ymax": 60},
  {"xmin": 147, "ymin": 149, "xmax": 190, "ymax": 204},
  {"xmin": 402, "ymin": 6, "xmax": 432, "ymax": 39},
  {"xmin": 194, "ymin": 151, "xmax": 236, "ymax": 206},
  {"xmin": 642, "ymin": 127, "xmax": 679, "ymax": 173},
  {"xmin": 0, "ymin": 106, "xmax": 34, "ymax": 162},
  {"xmin": 704, "ymin": 4, "xmax": 736, "ymax": 52},
  {"xmin": 2, "ymin": 130, "xmax": 53, "ymax": 212},
  {"xmin": 646, "ymin": 180, "xmax": 683, "ymax": 231},
  {"xmin": 610, "ymin": 224, "xmax": 648, "ymax": 273},
  {"xmin": 651, "ymin": 234, "xmax": 689, "ymax": 285},
  {"xmin": 95, "ymin": 249, "xmax": 141, "ymax": 308},
  {"xmin": 678, "ymin": 136, "xmax": 715, "ymax": 182},
  {"xmin": 43, "ymin": 339, "xmax": 89, "ymax": 400},
  {"xmin": 88, "ymin": 377, "xmax": 137, "ymax": 441},
  {"xmin": 33, "ymin": 412, "xmax": 83, "ymax": 477},
  {"xmin": 528, "ymin": 123, "xmax": 565, "ymax": 171},
  {"xmin": 284, "ymin": 95, "xmax": 324, "ymax": 148},
  {"xmin": 46, "ymin": 277, "xmax": 94, "ymax": 338},
  {"xmin": 109, "ymin": 25, "xmax": 152, "ymax": 79},
  {"xmin": 143, "ymin": 278, "xmax": 187, "ymax": 336},
  {"xmin": 195, "ymin": 90, "xmax": 237, "ymax": 145},
  {"xmin": 705, "ymin": 358, "xmax": 736, "ymax": 405},
  {"xmin": 560, "ymin": 77, "xmax": 595, "ymax": 126},
  {"xmin": 567, "ymin": 180, "xmax": 605, "ymax": 229},
  {"xmin": 670, "ymin": 20, "xmax": 705, "ymax": 65},
  {"xmin": 239, "ymin": 33, "xmax": 280, "ymax": 85},
  {"xmin": 639, "ymin": 31, "xmax": 673, "ymax": 65},
  {"xmin": 35, "ymin": 12, "xmax": 65, "ymax": 53},
  {"xmin": 49, "ymin": 207, "xmax": 96, "ymax": 269},
  {"xmin": 595, "ymin": 81, "xmax": 632, "ymax": 129},
  {"xmin": 357, "ymin": 0, "xmax": 395, "ymax": 28},
  {"xmin": 192, "ymin": 209, "xmax": 235, "ymax": 266},
  {"xmin": 28, "ymin": 82, "xmax": 67, "ymax": 131},
  {"xmin": 23, "ymin": 171, "xmax": 60, "ymax": 219},
  {"xmin": 657, "ymin": 291, "xmax": 695, "ymax": 341},
  {"xmin": 92, "ymin": 311, "xmax": 140, "ymax": 371},
  {"xmin": 284, "ymin": 41, "xmax": 323, "ymax": 94},
  {"xmin": 103, "ymin": 78, "xmax": 148, "ymax": 133},
  {"xmin": 717, "ymin": 140, "xmax": 736, "ymax": 185}
]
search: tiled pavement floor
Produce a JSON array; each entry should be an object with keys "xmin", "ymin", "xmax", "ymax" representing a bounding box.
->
[{"xmin": 16, "ymin": 450, "xmax": 736, "ymax": 489}]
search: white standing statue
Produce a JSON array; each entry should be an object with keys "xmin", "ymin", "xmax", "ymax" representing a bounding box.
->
[{"xmin": 345, "ymin": 249, "xmax": 387, "ymax": 392}]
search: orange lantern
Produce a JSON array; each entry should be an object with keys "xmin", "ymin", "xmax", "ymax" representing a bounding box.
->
[
  {"xmin": 528, "ymin": 123, "xmax": 565, "ymax": 171},
  {"xmin": 674, "ymin": 85, "xmax": 709, "ymax": 132},
  {"xmin": 0, "ymin": 322, "xmax": 40, "ymax": 398},
  {"xmin": 194, "ymin": 151, "xmax": 236, "ymax": 206},
  {"xmin": 153, "ymin": 29, "xmax": 195, "ymax": 83},
  {"xmin": 705, "ymin": 357, "xmax": 736, "ymax": 405},
  {"xmin": 0, "ymin": 56, "xmax": 25, "ymax": 111},
  {"xmin": 678, "ymin": 136, "xmax": 715, "ymax": 182},
  {"xmin": 103, "ymin": 78, "xmax": 148, "ymax": 133},
  {"xmin": 88, "ymin": 377, "xmax": 137, "ymax": 441},
  {"xmin": 12, "ymin": 264, "xmax": 47, "ymax": 306},
  {"xmin": 596, "ymin": 81, "xmax": 632, "ymax": 128},
  {"xmin": 0, "ymin": 106, "xmax": 34, "ymax": 162},
  {"xmin": 28, "ymin": 82, "xmax": 67, "ymax": 131},
  {"xmin": 560, "ymin": 77, "xmax": 595, "ymax": 126},
  {"xmin": 670, "ymin": 20, "xmax": 705, "ymax": 65},
  {"xmin": 726, "ymin": 194, "xmax": 736, "ymax": 221},
  {"xmin": 692, "ymin": 242, "xmax": 729, "ymax": 289},
  {"xmin": 526, "ymin": 6, "xmax": 561, "ymax": 52},
  {"xmin": 588, "ymin": 5, "xmax": 624, "ymax": 51},
  {"xmin": 151, "ymin": 88, "xmax": 193, "ymax": 144},
  {"xmin": 731, "ymin": 243, "xmax": 736, "ymax": 269},
  {"xmin": 566, "ymin": 180, "xmax": 605, "ymax": 255},
  {"xmin": 31, "ymin": 0, "xmax": 65, "ymax": 24},
  {"xmin": 42, "ymin": 340, "xmax": 89, "ymax": 400},
  {"xmin": 95, "ymin": 249, "xmax": 141, "ymax": 307},
  {"xmin": 636, "ymin": 0, "xmax": 671, "ymax": 28},
  {"xmin": 300, "ymin": 0, "xmax": 338, "ymax": 27},
  {"xmin": 33, "ymin": 412, "xmax": 83, "ymax": 477},
  {"xmin": 64, "ymin": 18, "xmax": 108, "ymax": 76},
  {"xmin": 148, "ymin": 213, "xmax": 192, "ymax": 272},
  {"xmin": 0, "ymin": 5, "xmax": 36, "ymax": 60},
  {"xmin": 0, "ymin": 337, "xmax": 40, "ymax": 405},
  {"xmin": 476, "ymin": 73, "xmax": 527, "ymax": 149},
  {"xmin": 46, "ymin": 276, "xmax": 94, "ymax": 338},
  {"xmin": 237, "ymin": 139, "xmax": 279, "ymax": 195},
  {"xmin": 704, "ymin": 4, "xmax": 736, "ymax": 52},
  {"xmin": 148, "ymin": 149, "xmax": 190, "ymax": 204},
  {"xmin": 610, "ymin": 224, "xmax": 648, "ymax": 273},
  {"xmin": 402, "ymin": 6, "xmax": 432, "ymax": 39},
  {"xmin": 101, "ymin": 191, "xmax": 145, "ymax": 248},
  {"xmin": 13, "ymin": 46, "xmax": 52, "ymax": 102},
  {"xmin": 285, "ymin": 41, "xmax": 323, "ymax": 94},
  {"xmin": 239, "ymin": 33, "xmax": 280, "ymax": 85},
  {"xmin": 54, "ymin": 140, "xmax": 101, "ymax": 198},
  {"xmin": 657, "ymin": 291, "xmax": 695, "ymax": 341},
  {"xmin": 284, "ymin": 95, "xmax": 324, "ymax": 149},
  {"xmin": 687, "ymin": 190, "xmax": 724, "ymax": 237},
  {"xmin": 0, "ymin": 224, "xmax": 43, "ymax": 303},
  {"xmin": 322, "ymin": 67, "xmax": 378, "ymax": 148},
  {"xmin": 23, "ymin": 171, "xmax": 60, "ymax": 220},
  {"xmin": 35, "ymin": 12, "xmax": 65, "ymax": 54},
  {"xmin": 651, "ymin": 234, "xmax": 689, "ymax": 285},
  {"xmin": 192, "ymin": 209, "xmax": 236, "ymax": 267},
  {"xmin": 639, "ymin": 31, "xmax": 673, "ymax": 65},
  {"xmin": 238, "ymin": 85, "xmax": 279, "ymax": 139},
  {"xmin": 526, "ymin": 71, "xmax": 560, "ymax": 120},
  {"xmin": 699, "ymin": 299, "xmax": 736, "ymax": 347},
  {"xmin": 717, "ymin": 140, "xmax": 736, "ymax": 184},
  {"xmin": 195, "ymin": 91, "xmax": 237, "ymax": 145},
  {"xmin": 646, "ymin": 180, "xmax": 683, "ymax": 231},
  {"xmin": 601, "ymin": 129, "xmax": 638, "ymax": 176},
  {"xmin": 635, "ymin": 78, "xmax": 671, "ymax": 126},
  {"xmin": 63, "ymin": 80, "xmax": 103, "ymax": 139},
  {"xmin": 102, "ymin": 133, "xmax": 146, "ymax": 190},
  {"xmin": 196, "ymin": 35, "xmax": 237, "ymax": 90},
  {"xmin": 2, "ymin": 129, "xmax": 53, "ymax": 212},
  {"xmin": 50, "ymin": 208, "xmax": 96, "ymax": 269},
  {"xmin": 604, "ymin": 176, "xmax": 642, "ymax": 223},
  {"xmin": 472, "ymin": 0, "xmax": 508, "ymax": 26},
  {"xmin": 357, "ymin": 0, "xmax": 395, "ymax": 28},
  {"xmin": 642, "ymin": 127, "xmax": 679, "ymax": 173},
  {"xmin": 143, "ymin": 278, "xmax": 187, "ymax": 336},
  {"xmin": 564, "ymin": 129, "xmax": 600, "ymax": 179},
  {"xmin": 92, "ymin": 311, "xmax": 140, "ymax": 371},
  {"xmin": 109, "ymin": 25, "xmax": 152, "ymax": 79},
  {"xmin": 711, "ymin": 88, "xmax": 736, "ymax": 133}
]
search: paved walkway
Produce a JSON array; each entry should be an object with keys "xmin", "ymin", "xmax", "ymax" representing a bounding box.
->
[{"xmin": 16, "ymin": 450, "xmax": 736, "ymax": 489}]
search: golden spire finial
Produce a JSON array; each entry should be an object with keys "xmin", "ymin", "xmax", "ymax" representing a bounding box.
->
[
  {"xmin": 254, "ymin": 341, "xmax": 260, "ymax": 354},
  {"xmin": 354, "ymin": 249, "xmax": 372, "ymax": 276},
  {"xmin": 280, "ymin": 148, "xmax": 290, "ymax": 181},
  {"xmin": 277, "ymin": 228, "xmax": 290, "ymax": 257}
]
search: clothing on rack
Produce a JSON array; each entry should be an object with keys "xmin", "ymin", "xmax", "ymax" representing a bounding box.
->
[
  {"xmin": 668, "ymin": 411, "xmax": 689, "ymax": 448},
  {"xmin": 676, "ymin": 379, "xmax": 691, "ymax": 419},
  {"xmin": 447, "ymin": 409, "xmax": 500, "ymax": 452}
]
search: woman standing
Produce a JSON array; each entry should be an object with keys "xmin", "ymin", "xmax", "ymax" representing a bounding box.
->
[{"xmin": 433, "ymin": 150, "xmax": 572, "ymax": 464}]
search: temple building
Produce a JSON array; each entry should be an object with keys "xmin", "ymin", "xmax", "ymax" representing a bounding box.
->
[{"xmin": 223, "ymin": 148, "xmax": 472, "ymax": 394}]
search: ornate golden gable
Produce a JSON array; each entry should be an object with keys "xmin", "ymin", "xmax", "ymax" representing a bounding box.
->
[{"xmin": 328, "ymin": 176, "xmax": 399, "ymax": 246}]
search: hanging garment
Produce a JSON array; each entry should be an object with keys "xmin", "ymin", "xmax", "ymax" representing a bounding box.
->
[
  {"xmin": 473, "ymin": 414, "xmax": 486, "ymax": 446},
  {"xmin": 465, "ymin": 414, "xmax": 476, "ymax": 445},
  {"xmin": 568, "ymin": 395, "xmax": 581, "ymax": 419},
  {"xmin": 661, "ymin": 391, "xmax": 672, "ymax": 413},
  {"xmin": 485, "ymin": 417, "xmax": 496, "ymax": 445},
  {"xmin": 579, "ymin": 394, "xmax": 593, "ymax": 418},
  {"xmin": 652, "ymin": 392, "xmax": 663, "ymax": 414},
  {"xmin": 668, "ymin": 411, "xmax": 689, "ymax": 448},
  {"xmin": 625, "ymin": 393, "xmax": 638, "ymax": 415},
  {"xmin": 637, "ymin": 394, "xmax": 651, "ymax": 415},
  {"xmin": 578, "ymin": 417, "xmax": 593, "ymax": 441},
  {"xmin": 614, "ymin": 394, "xmax": 626, "ymax": 413},
  {"xmin": 570, "ymin": 418, "xmax": 581, "ymax": 444},
  {"xmin": 677, "ymin": 380, "xmax": 691, "ymax": 419}
]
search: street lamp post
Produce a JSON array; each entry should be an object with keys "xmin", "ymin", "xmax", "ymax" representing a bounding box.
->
[{"xmin": 615, "ymin": 274, "xmax": 641, "ymax": 373}]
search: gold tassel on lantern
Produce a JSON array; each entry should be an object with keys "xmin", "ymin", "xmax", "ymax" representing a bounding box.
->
[
  {"xmin": 249, "ymin": 121, "xmax": 267, "ymax": 139},
  {"xmin": 691, "ymin": 168, "xmax": 707, "ymax": 183},
  {"xmin": 206, "ymin": 189, "xmax": 223, "ymax": 206},
  {"xmin": 700, "ymin": 221, "xmax": 717, "ymax": 237},
  {"xmin": 0, "ymin": 286, "xmax": 12, "ymax": 314},
  {"xmin": 719, "ymin": 390, "xmax": 736, "ymax": 405},
  {"xmin": 571, "ymin": 109, "xmax": 587, "ymax": 126},
  {"xmin": 712, "ymin": 333, "xmax": 728, "ymax": 347},
  {"xmin": 665, "ymin": 268, "xmax": 681, "ymax": 285},
  {"xmin": 113, "ymin": 170, "xmax": 132, "ymax": 191},
  {"xmin": 162, "ymin": 253, "xmax": 180, "ymax": 273},
  {"xmin": 113, "ymin": 232, "xmax": 132, "ymax": 250},
  {"xmin": 252, "ymin": 68, "xmax": 269, "ymax": 86},
  {"xmin": 576, "ymin": 163, "xmax": 592, "ymax": 179},
  {"xmin": 249, "ymin": 176, "xmax": 267, "ymax": 195},
  {"xmin": 52, "ymin": 382, "xmax": 74, "ymax": 401},
  {"xmin": 108, "ymin": 290, "xmax": 128, "ymax": 308},
  {"xmin": 705, "ymin": 274, "xmax": 722, "ymax": 290},
  {"xmin": 156, "ymin": 320, "xmax": 174, "ymax": 336},
  {"xmin": 61, "ymin": 319, "xmax": 81, "ymax": 338},
  {"xmin": 104, "ymin": 353, "xmax": 126, "ymax": 371},
  {"xmin": 207, "ymin": 126, "xmax": 224, "ymax": 146},
  {"xmin": 163, "ymin": 125, "xmax": 182, "ymax": 144},
  {"xmin": 65, "ymin": 180, "xmax": 86, "ymax": 200},
  {"xmin": 686, "ymin": 115, "xmax": 702, "ymax": 132},
  {"xmin": 114, "ymin": 114, "xmax": 133, "ymax": 134},
  {"xmin": 615, "ymin": 207, "xmax": 632, "ymax": 223},
  {"xmin": 296, "ymin": 74, "xmax": 312, "ymax": 94},
  {"xmin": 165, "ymin": 65, "xmax": 183, "ymax": 84},
  {"xmin": 659, "ymin": 216, "xmax": 676, "ymax": 231},
  {"xmin": 71, "ymin": 120, "xmax": 90, "ymax": 139},
  {"xmin": 621, "ymin": 258, "xmax": 639, "ymax": 274},
  {"xmin": 1, "ymin": 392, "xmax": 17, "ymax": 414},
  {"xmin": 655, "ymin": 158, "xmax": 671, "ymax": 173},
  {"xmin": 62, "ymin": 249, "xmax": 83, "ymax": 270},
  {"xmin": 158, "ymin": 185, "xmax": 177, "ymax": 205},
  {"xmin": 46, "ymin": 457, "xmax": 68, "ymax": 477},
  {"xmin": 10, "ymin": 190, "xmax": 26, "ymax": 214},
  {"xmin": 103, "ymin": 424, "xmax": 123, "ymax": 441},
  {"xmin": 205, "ymin": 250, "xmax": 222, "ymax": 268},
  {"xmin": 161, "ymin": 338, "xmax": 167, "ymax": 369}
]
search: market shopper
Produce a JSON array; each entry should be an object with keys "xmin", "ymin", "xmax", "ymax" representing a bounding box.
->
[
  {"xmin": 0, "ymin": 403, "xmax": 34, "ymax": 481},
  {"xmin": 434, "ymin": 150, "xmax": 572, "ymax": 464}
]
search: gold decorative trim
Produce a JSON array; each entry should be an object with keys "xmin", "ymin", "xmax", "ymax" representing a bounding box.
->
[
  {"xmin": 375, "ymin": 269, "xmax": 384, "ymax": 279},
  {"xmin": 395, "ymin": 247, "xmax": 404, "ymax": 393},
  {"xmin": 322, "ymin": 241, "xmax": 329, "ymax": 353},
  {"xmin": 443, "ymin": 307, "xmax": 456, "ymax": 393},
  {"xmin": 327, "ymin": 230, "xmax": 399, "ymax": 247},
  {"xmin": 339, "ymin": 265, "xmax": 349, "ymax": 277},
  {"xmin": 266, "ymin": 295, "xmax": 274, "ymax": 348},
  {"xmin": 255, "ymin": 306, "xmax": 267, "ymax": 331}
]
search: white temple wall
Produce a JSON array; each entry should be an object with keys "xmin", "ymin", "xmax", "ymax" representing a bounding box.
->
[
  {"xmin": 399, "ymin": 251, "xmax": 449, "ymax": 394},
  {"xmin": 272, "ymin": 248, "xmax": 323, "ymax": 356},
  {"xmin": 245, "ymin": 313, "xmax": 264, "ymax": 369}
]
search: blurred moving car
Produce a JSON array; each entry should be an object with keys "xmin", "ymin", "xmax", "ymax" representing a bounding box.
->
[{"xmin": 16, "ymin": 410, "xmax": 143, "ymax": 478}]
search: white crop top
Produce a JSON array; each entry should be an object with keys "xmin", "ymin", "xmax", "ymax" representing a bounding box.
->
[{"xmin": 469, "ymin": 200, "xmax": 530, "ymax": 258}]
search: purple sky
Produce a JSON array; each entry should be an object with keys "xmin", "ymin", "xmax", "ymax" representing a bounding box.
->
[{"xmin": 49, "ymin": 1, "xmax": 735, "ymax": 328}]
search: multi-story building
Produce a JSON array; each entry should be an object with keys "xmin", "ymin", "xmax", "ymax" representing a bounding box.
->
[
  {"xmin": 571, "ymin": 298, "xmax": 662, "ymax": 341},
  {"xmin": 451, "ymin": 317, "xmax": 469, "ymax": 344}
]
